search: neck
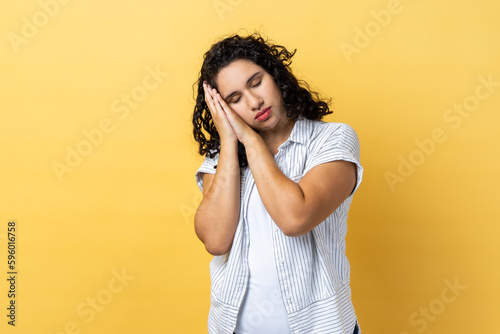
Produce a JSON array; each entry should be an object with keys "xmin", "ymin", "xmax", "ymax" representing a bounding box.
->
[{"xmin": 259, "ymin": 116, "xmax": 296, "ymax": 155}]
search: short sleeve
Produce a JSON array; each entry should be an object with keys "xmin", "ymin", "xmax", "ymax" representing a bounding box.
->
[
  {"xmin": 195, "ymin": 152, "xmax": 219, "ymax": 192},
  {"xmin": 305, "ymin": 123, "xmax": 363, "ymax": 195}
]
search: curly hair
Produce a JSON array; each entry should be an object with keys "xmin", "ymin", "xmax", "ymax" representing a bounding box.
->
[{"xmin": 192, "ymin": 33, "xmax": 332, "ymax": 168}]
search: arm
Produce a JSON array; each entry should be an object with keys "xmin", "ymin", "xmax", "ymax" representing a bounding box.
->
[
  {"xmin": 214, "ymin": 92, "xmax": 357, "ymax": 237},
  {"xmin": 194, "ymin": 83, "xmax": 241, "ymax": 255},
  {"xmin": 194, "ymin": 143, "xmax": 240, "ymax": 255},
  {"xmin": 244, "ymin": 134, "xmax": 356, "ymax": 236}
]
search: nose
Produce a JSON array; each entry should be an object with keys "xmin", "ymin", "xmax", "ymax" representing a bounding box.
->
[{"xmin": 246, "ymin": 91, "xmax": 263, "ymax": 111}]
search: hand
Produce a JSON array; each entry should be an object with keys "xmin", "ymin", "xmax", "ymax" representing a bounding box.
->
[
  {"xmin": 204, "ymin": 82, "xmax": 257, "ymax": 145},
  {"xmin": 203, "ymin": 82, "xmax": 237, "ymax": 145},
  {"xmin": 213, "ymin": 89, "xmax": 257, "ymax": 145}
]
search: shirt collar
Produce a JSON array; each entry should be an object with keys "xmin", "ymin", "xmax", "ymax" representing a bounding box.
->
[{"xmin": 286, "ymin": 117, "xmax": 312, "ymax": 145}]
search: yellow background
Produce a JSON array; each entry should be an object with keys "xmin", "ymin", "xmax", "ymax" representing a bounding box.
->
[{"xmin": 1, "ymin": 0, "xmax": 499, "ymax": 333}]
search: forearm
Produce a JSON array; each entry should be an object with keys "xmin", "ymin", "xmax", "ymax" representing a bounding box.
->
[
  {"xmin": 194, "ymin": 142, "xmax": 241, "ymax": 255},
  {"xmin": 244, "ymin": 135, "xmax": 309, "ymax": 236}
]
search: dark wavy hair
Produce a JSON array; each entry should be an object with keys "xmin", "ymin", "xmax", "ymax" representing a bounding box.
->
[{"xmin": 192, "ymin": 33, "xmax": 332, "ymax": 168}]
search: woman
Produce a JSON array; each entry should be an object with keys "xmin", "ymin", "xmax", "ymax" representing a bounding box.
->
[{"xmin": 192, "ymin": 33, "xmax": 363, "ymax": 334}]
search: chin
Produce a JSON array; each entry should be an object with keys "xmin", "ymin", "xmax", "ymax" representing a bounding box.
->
[{"xmin": 254, "ymin": 120, "xmax": 274, "ymax": 130}]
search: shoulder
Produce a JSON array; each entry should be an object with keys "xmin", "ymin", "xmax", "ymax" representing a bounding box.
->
[
  {"xmin": 313, "ymin": 120, "xmax": 356, "ymax": 134},
  {"xmin": 302, "ymin": 119, "xmax": 358, "ymax": 147}
]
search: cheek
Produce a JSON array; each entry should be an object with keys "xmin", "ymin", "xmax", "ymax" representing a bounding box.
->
[
  {"xmin": 263, "ymin": 80, "xmax": 281, "ymax": 101},
  {"xmin": 272, "ymin": 83, "xmax": 282, "ymax": 99},
  {"xmin": 231, "ymin": 106, "xmax": 252, "ymax": 123}
]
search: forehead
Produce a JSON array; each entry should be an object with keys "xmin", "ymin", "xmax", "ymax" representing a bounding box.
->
[{"xmin": 216, "ymin": 59, "xmax": 263, "ymax": 93}]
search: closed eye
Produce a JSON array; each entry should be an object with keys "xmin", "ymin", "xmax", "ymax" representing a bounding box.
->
[{"xmin": 230, "ymin": 80, "xmax": 261, "ymax": 104}]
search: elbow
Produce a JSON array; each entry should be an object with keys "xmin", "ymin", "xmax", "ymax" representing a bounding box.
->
[
  {"xmin": 281, "ymin": 225, "xmax": 308, "ymax": 237},
  {"xmin": 195, "ymin": 213, "xmax": 233, "ymax": 256},
  {"xmin": 278, "ymin": 205, "xmax": 329, "ymax": 236},
  {"xmin": 204, "ymin": 240, "xmax": 231, "ymax": 256},
  {"xmin": 280, "ymin": 216, "xmax": 312, "ymax": 237}
]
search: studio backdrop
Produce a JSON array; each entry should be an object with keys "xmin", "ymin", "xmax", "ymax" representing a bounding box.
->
[{"xmin": 1, "ymin": 0, "xmax": 499, "ymax": 333}]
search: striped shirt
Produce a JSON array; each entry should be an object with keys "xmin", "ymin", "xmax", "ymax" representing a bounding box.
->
[{"xmin": 195, "ymin": 118, "xmax": 363, "ymax": 334}]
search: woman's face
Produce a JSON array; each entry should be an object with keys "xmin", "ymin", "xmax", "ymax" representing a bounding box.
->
[{"xmin": 215, "ymin": 59, "xmax": 288, "ymax": 132}]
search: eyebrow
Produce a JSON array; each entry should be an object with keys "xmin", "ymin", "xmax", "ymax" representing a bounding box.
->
[{"xmin": 224, "ymin": 71, "xmax": 261, "ymax": 101}]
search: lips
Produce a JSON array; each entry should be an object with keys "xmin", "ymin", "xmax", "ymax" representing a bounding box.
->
[{"xmin": 255, "ymin": 107, "xmax": 271, "ymax": 120}]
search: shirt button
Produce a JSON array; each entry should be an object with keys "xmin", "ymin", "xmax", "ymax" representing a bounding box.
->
[
  {"xmin": 293, "ymin": 331, "xmax": 299, "ymax": 334},
  {"xmin": 287, "ymin": 295, "xmax": 292, "ymax": 300},
  {"xmin": 279, "ymin": 258, "xmax": 285, "ymax": 264}
]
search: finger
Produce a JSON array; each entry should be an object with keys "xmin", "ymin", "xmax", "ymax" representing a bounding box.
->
[
  {"xmin": 217, "ymin": 94, "xmax": 248, "ymax": 133},
  {"xmin": 203, "ymin": 82, "xmax": 213, "ymax": 99},
  {"xmin": 216, "ymin": 94, "xmax": 238, "ymax": 124},
  {"xmin": 203, "ymin": 82, "xmax": 213, "ymax": 102},
  {"xmin": 213, "ymin": 92, "xmax": 227, "ymax": 116},
  {"xmin": 203, "ymin": 84, "xmax": 217, "ymax": 116},
  {"xmin": 204, "ymin": 94, "xmax": 215, "ymax": 115},
  {"xmin": 203, "ymin": 82, "xmax": 216, "ymax": 102},
  {"xmin": 205, "ymin": 83, "xmax": 218, "ymax": 100},
  {"xmin": 216, "ymin": 93, "xmax": 231, "ymax": 114},
  {"xmin": 211, "ymin": 89, "xmax": 225, "ymax": 113}
]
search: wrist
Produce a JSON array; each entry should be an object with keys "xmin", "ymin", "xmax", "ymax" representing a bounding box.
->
[
  {"xmin": 220, "ymin": 136, "xmax": 238, "ymax": 146},
  {"xmin": 240, "ymin": 130, "xmax": 260, "ymax": 147},
  {"xmin": 243, "ymin": 133, "xmax": 265, "ymax": 156},
  {"xmin": 220, "ymin": 138, "xmax": 239, "ymax": 155}
]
